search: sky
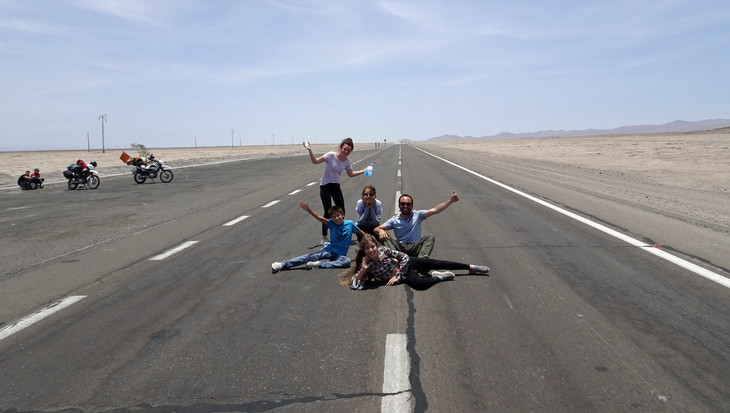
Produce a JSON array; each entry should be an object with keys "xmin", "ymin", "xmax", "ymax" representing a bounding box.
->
[{"xmin": 1, "ymin": 0, "xmax": 729, "ymax": 151}]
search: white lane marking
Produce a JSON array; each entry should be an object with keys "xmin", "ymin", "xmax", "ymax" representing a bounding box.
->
[
  {"xmin": 149, "ymin": 241, "xmax": 199, "ymax": 261},
  {"xmin": 397, "ymin": 169, "xmax": 401, "ymax": 177},
  {"xmin": 261, "ymin": 200, "xmax": 280, "ymax": 208},
  {"xmin": 382, "ymin": 333, "xmax": 411, "ymax": 413},
  {"xmin": 0, "ymin": 295, "xmax": 86, "ymax": 341},
  {"xmin": 306, "ymin": 181, "xmax": 318, "ymax": 186},
  {"xmin": 289, "ymin": 189, "xmax": 302, "ymax": 195},
  {"xmin": 223, "ymin": 215, "xmax": 250, "ymax": 226},
  {"xmin": 414, "ymin": 146, "xmax": 730, "ymax": 289},
  {"xmin": 394, "ymin": 190, "xmax": 401, "ymax": 216},
  {"xmin": 5, "ymin": 206, "xmax": 31, "ymax": 211}
]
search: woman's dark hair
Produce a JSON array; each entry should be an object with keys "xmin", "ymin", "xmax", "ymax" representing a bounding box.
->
[{"xmin": 340, "ymin": 137, "xmax": 354, "ymax": 150}]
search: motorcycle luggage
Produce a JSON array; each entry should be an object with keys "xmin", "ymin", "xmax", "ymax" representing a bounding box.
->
[{"xmin": 63, "ymin": 170, "xmax": 74, "ymax": 179}]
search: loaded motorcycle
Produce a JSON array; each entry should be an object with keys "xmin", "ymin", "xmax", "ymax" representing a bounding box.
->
[
  {"xmin": 132, "ymin": 154, "xmax": 173, "ymax": 184},
  {"xmin": 63, "ymin": 161, "xmax": 100, "ymax": 190}
]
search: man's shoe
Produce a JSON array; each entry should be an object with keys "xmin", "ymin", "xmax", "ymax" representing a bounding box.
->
[
  {"xmin": 432, "ymin": 271, "xmax": 455, "ymax": 281},
  {"xmin": 271, "ymin": 262, "xmax": 283, "ymax": 274},
  {"xmin": 469, "ymin": 265, "xmax": 490, "ymax": 275},
  {"xmin": 306, "ymin": 261, "xmax": 320, "ymax": 270}
]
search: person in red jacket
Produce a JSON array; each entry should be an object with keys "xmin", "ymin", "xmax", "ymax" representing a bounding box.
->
[
  {"xmin": 75, "ymin": 159, "xmax": 88, "ymax": 180},
  {"xmin": 30, "ymin": 168, "xmax": 44, "ymax": 188}
]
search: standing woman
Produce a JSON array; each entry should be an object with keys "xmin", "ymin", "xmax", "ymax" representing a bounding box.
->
[{"xmin": 304, "ymin": 137, "xmax": 366, "ymax": 244}]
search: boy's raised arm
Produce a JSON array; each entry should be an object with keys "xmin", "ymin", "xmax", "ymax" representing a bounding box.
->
[{"xmin": 299, "ymin": 200, "xmax": 328, "ymax": 225}]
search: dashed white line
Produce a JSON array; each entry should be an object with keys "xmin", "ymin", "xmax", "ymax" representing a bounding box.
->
[
  {"xmin": 223, "ymin": 215, "xmax": 250, "ymax": 226},
  {"xmin": 393, "ymin": 190, "xmax": 401, "ymax": 215},
  {"xmin": 149, "ymin": 240, "xmax": 199, "ymax": 260},
  {"xmin": 382, "ymin": 333, "xmax": 411, "ymax": 413},
  {"xmin": 0, "ymin": 295, "xmax": 87, "ymax": 341},
  {"xmin": 289, "ymin": 189, "xmax": 302, "ymax": 195},
  {"xmin": 261, "ymin": 200, "xmax": 280, "ymax": 208},
  {"xmin": 306, "ymin": 181, "xmax": 318, "ymax": 186}
]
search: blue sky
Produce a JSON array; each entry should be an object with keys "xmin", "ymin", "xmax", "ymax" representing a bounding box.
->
[{"xmin": 2, "ymin": 0, "xmax": 729, "ymax": 151}]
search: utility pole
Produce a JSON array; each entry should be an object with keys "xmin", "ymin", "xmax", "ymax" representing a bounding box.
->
[{"xmin": 98, "ymin": 114, "xmax": 107, "ymax": 153}]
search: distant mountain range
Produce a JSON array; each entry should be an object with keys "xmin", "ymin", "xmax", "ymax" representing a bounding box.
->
[{"xmin": 427, "ymin": 119, "xmax": 730, "ymax": 142}]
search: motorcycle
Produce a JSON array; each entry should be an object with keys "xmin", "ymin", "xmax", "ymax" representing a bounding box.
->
[
  {"xmin": 132, "ymin": 154, "xmax": 173, "ymax": 184},
  {"xmin": 63, "ymin": 161, "xmax": 100, "ymax": 190}
]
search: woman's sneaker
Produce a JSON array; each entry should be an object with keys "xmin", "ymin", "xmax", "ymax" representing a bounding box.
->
[
  {"xmin": 432, "ymin": 271, "xmax": 455, "ymax": 281},
  {"xmin": 271, "ymin": 262, "xmax": 283, "ymax": 274},
  {"xmin": 469, "ymin": 265, "xmax": 490, "ymax": 275}
]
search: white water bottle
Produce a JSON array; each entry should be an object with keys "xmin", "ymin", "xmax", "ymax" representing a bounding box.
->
[{"xmin": 364, "ymin": 161, "xmax": 376, "ymax": 177}]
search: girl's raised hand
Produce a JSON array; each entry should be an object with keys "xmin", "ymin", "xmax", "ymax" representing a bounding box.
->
[{"xmin": 361, "ymin": 256, "xmax": 370, "ymax": 270}]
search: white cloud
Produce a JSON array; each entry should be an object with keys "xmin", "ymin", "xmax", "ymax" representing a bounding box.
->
[
  {"xmin": 69, "ymin": 0, "xmax": 168, "ymax": 25},
  {"xmin": 0, "ymin": 17, "xmax": 66, "ymax": 35}
]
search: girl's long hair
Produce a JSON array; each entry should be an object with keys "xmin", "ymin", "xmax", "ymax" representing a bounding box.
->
[{"xmin": 339, "ymin": 234, "xmax": 378, "ymax": 287}]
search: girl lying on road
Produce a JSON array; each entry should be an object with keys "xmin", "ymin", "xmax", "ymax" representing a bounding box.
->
[{"xmin": 339, "ymin": 234, "xmax": 490, "ymax": 291}]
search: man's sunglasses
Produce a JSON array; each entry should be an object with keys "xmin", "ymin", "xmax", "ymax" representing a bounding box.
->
[{"xmin": 399, "ymin": 202, "xmax": 412, "ymax": 206}]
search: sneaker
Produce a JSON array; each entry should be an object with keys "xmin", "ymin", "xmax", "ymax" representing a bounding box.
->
[
  {"xmin": 271, "ymin": 262, "xmax": 282, "ymax": 274},
  {"xmin": 432, "ymin": 271, "xmax": 455, "ymax": 281},
  {"xmin": 306, "ymin": 261, "xmax": 320, "ymax": 270},
  {"xmin": 469, "ymin": 265, "xmax": 490, "ymax": 275}
]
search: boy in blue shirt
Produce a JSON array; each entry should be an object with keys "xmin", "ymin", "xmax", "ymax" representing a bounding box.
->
[{"xmin": 272, "ymin": 200, "xmax": 364, "ymax": 273}]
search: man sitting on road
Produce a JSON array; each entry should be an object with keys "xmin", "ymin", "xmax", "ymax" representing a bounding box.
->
[{"xmin": 374, "ymin": 190, "xmax": 459, "ymax": 258}]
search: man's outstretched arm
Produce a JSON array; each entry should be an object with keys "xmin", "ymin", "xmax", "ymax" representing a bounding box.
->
[{"xmin": 423, "ymin": 190, "xmax": 459, "ymax": 218}]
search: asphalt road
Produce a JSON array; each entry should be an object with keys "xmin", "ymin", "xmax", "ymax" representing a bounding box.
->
[{"xmin": 1, "ymin": 144, "xmax": 728, "ymax": 412}]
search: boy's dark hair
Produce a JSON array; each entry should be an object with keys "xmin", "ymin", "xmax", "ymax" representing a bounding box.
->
[{"xmin": 328, "ymin": 205, "xmax": 344, "ymax": 216}]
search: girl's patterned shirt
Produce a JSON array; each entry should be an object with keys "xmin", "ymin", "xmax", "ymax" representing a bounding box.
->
[{"xmin": 351, "ymin": 247, "xmax": 409, "ymax": 290}]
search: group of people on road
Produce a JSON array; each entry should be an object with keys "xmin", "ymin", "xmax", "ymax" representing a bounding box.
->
[
  {"xmin": 17, "ymin": 168, "xmax": 44, "ymax": 189},
  {"xmin": 271, "ymin": 137, "xmax": 490, "ymax": 291}
]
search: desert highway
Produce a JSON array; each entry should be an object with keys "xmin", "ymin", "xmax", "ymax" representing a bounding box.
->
[{"xmin": 1, "ymin": 144, "xmax": 729, "ymax": 412}]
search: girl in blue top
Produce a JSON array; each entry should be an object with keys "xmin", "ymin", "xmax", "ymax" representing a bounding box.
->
[{"xmin": 304, "ymin": 138, "xmax": 367, "ymax": 245}]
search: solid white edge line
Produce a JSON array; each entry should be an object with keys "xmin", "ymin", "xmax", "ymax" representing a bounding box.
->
[
  {"xmin": 382, "ymin": 333, "xmax": 411, "ymax": 413},
  {"xmin": 223, "ymin": 215, "xmax": 250, "ymax": 226},
  {"xmin": 413, "ymin": 146, "xmax": 730, "ymax": 289},
  {"xmin": 0, "ymin": 295, "xmax": 87, "ymax": 341},
  {"xmin": 149, "ymin": 240, "xmax": 199, "ymax": 260}
]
